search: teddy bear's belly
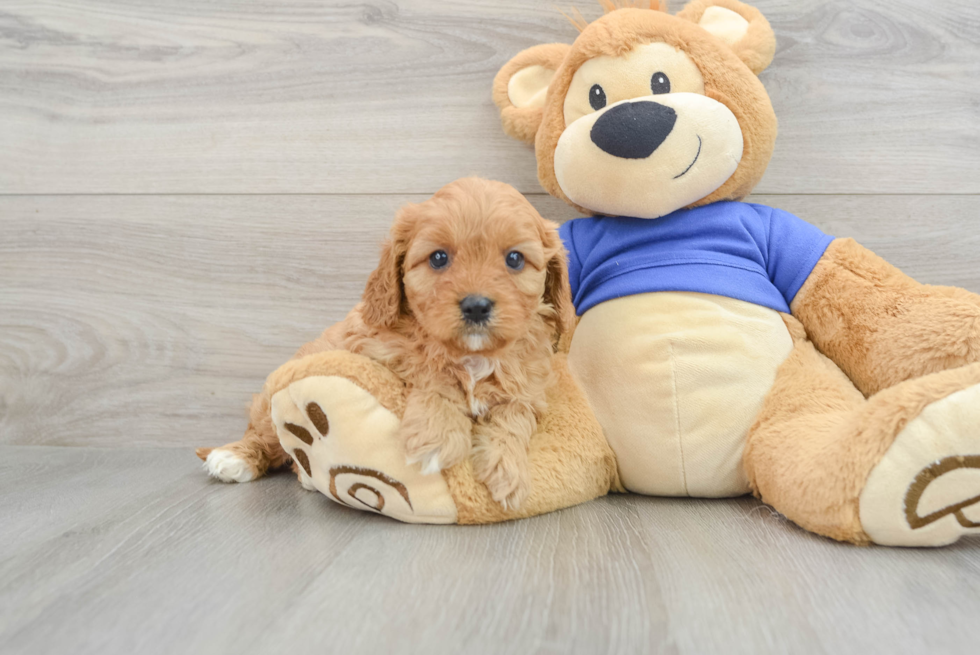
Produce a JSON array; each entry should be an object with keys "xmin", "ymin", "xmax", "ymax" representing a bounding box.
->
[{"xmin": 567, "ymin": 292, "xmax": 794, "ymax": 497}]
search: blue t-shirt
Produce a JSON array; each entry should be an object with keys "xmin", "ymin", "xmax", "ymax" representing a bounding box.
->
[{"xmin": 559, "ymin": 201, "xmax": 834, "ymax": 315}]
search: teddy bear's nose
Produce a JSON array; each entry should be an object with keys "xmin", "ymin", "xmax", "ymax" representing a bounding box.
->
[{"xmin": 590, "ymin": 101, "xmax": 677, "ymax": 159}]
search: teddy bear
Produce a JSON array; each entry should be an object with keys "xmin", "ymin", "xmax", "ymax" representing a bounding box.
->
[{"xmin": 204, "ymin": 0, "xmax": 980, "ymax": 547}]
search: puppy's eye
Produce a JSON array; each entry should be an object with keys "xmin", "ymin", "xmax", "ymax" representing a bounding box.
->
[
  {"xmin": 505, "ymin": 251, "xmax": 525, "ymax": 271},
  {"xmin": 429, "ymin": 250, "xmax": 449, "ymax": 270},
  {"xmin": 589, "ymin": 84, "xmax": 606, "ymax": 111},
  {"xmin": 651, "ymin": 72, "xmax": 671, "ymax": 95}
]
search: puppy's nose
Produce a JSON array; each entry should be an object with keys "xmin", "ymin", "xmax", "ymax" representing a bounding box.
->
[
  {"xmin": 460, "ymin": 295, "xmax": 494, "ymax": 325},
  {"xmin": 590, "ymin": 101, "xmax": 677, "ymax": 159}
]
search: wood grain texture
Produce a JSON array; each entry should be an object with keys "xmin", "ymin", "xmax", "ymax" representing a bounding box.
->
[
  {"xmin": 3, "ymin": 193, "xmax": 979, "ymax": 450},
  {"xmin": 1, "ymin": 0, "xmax": 978, "ymax": 194},
  {"xmin": 0, "ymin": 446, "xmax": 976, "ymax": 655}
]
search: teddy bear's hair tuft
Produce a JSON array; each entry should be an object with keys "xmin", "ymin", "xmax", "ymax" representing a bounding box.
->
[{"xmin": 559, "ymin": 1, "xmax": 668, "ymax": 33}]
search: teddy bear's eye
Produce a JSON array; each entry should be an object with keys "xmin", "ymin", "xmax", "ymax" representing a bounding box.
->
[
  {"xmin": 589, "ymin": 84, "xmax": 607, "ymax": 111},
  {"xmin": 651, "ymin": 72, "xmax": 671, "ymax": 95}
]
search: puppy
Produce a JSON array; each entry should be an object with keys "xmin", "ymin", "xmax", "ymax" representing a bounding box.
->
[{"xmin": 198, "ymin": 178, "xmax": 575, "ymax": 510}]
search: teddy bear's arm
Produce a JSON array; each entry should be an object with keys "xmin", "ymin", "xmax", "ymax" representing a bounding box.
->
[{"xmin": 790, "ymin": 238, "xmax": 980, "ymax": 396}]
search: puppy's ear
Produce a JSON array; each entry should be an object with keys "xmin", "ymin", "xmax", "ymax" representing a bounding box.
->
[
  {"xmin": 493, "ymin": 43, "xmax": 571, "ymax": 144},
  {"xmin": 361, "ymin": 238, "xmax": 404, "ymax": 328},
  {"xmin": 677, "ymin": 0, "xmax": 776, "ymax": 75},
  {"xmin": 361, "ymin": 206, "xmax": 415, "ymax": 328},
  {"xmin": 540, "ymin": 220, "xmax": 577, "ymax": 342}
]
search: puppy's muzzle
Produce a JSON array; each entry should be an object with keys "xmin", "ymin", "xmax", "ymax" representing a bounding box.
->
[{"xmin": 460, "ymin": 295, "xmax": 494, "ymax": 326}]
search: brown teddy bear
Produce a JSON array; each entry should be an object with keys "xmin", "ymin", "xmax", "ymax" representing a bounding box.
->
[{"xmin": 202, "ymin": 0, "xmax": 980, "ymax": 547}]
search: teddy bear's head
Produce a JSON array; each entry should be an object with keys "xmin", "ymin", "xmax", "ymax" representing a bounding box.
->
[{"xmin": 493, "ymin": 0, "xmax": 777, "ymax": 219}]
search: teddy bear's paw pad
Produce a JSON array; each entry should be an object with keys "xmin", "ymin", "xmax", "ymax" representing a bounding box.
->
[
  {"xmin": 270, "ymin": 375, "xmax": 458, "ymax": 524},
  {"xmin": 328, "ymin": 466, "xmax": 414, "ymax": 516},
  {"xmin": 904, "ymin": 457, "xmax": 980, "ymax": 531},
  {"xmin": 860, "ymin": 383, "xmax": 980, "ymax": 547}
]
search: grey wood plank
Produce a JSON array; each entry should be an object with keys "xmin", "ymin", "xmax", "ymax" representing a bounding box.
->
[
  {"xmin": 2, "ymin": 193, "xmax": 979, "ymax": 449},
  {"xmin": 0, "ymin": 446, "xmax": 976, "ymax": 655},
  {"xmin": 1, "ymin": 0, "xmax": 978, "ymax": 195},
  {"xmin": 631, "ymin": 497, "xmax": 980, "ymax": 655}
]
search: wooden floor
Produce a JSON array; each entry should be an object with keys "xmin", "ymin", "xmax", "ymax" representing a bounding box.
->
[{"xmin": 1, "ymin": 1, "xmax": 978, "ymax": 653}]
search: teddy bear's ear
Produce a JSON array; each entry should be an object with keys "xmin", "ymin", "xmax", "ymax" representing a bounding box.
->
[
  {"xmin": 493, "ymin": 43, "xmax": 571, "ymax": 144},
  {"xmin": 677, "ymin": 0, "xmax": 776, "ymax": 75}
]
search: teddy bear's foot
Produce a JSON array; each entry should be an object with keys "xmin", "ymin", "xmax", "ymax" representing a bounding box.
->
[
  {"xmin": 860, "ymin": 382, "xmax": 980, "ymax": 547},
  {"xmin": 269, "ymin": 366, "xmax": 458, "ymax": 524}
]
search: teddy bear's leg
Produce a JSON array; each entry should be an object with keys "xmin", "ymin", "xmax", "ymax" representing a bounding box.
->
[
  {"xmin": 200, "ymin": 344, "xmax": 616, "ymax": 524},
  {"xmin": 743, "ymin": 316, "xmax": 980, "ymax": 546},
  {"xmin": 792, "ymin": 238, "xmax": 980, "ymax": 396},
  {"xmin": 266, "ymin": 351, "xmax": 619, "ymax": 524}
]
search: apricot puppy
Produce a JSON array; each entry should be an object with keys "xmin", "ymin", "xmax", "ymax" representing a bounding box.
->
[
  {"xmin": 344, "ymin": 178, "xmax": 575, "ymax": 509},
  {"xmin": 199, "ymin": 178, "xmax": 575, "ymax": 509}
]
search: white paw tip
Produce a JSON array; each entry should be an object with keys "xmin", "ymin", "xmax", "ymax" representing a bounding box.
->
[
  {"xmin": 496, "ymin": 496, "xmax": 519, "ymax": 512},
  {"xmin": 420, "ymin": 452, "xmax": 442, "ymax": 476},
  {"xmin": 204, "ymin": 450, "xmax": 255, "ymax": 483}
]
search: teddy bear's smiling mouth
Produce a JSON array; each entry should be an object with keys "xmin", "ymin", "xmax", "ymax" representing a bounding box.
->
[{"xmin": 673, "ymin": 135, "xmax": 702, "ymax": 180}]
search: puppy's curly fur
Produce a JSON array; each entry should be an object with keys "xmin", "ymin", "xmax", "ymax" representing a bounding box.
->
[{"xmin": 197, "ymin": 178, "xmax": 575, "ymax": 509}]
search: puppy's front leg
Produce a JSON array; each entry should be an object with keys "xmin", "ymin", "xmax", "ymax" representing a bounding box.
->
[
  {"xmin": 400, "ymin": 387, "xmax": 473, "ymax": 475},
  {"xmin": 472, "ymin": 401, "xmax": 535, "ymax": 510}
]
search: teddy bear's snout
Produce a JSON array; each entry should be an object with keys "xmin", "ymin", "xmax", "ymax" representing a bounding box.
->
[{"xmin": 590, "ymin": 100, "xmax": 677, "ymax": 160}]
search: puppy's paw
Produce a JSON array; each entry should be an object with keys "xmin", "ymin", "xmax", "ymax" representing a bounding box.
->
[
  {"xmin": 203, "ymin": 448, "xmax": 256, "ymax": 483},
  {"xmin": 402, "ymin": 424, "xmax": 471, "ymax": 475},
  {"xmin": 400, "ymin": 392, "xmax": 473, "ymax": 474},
  {"xmin": 472, "ymin": 431, "xmax": 531, "ymax": 511}
]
